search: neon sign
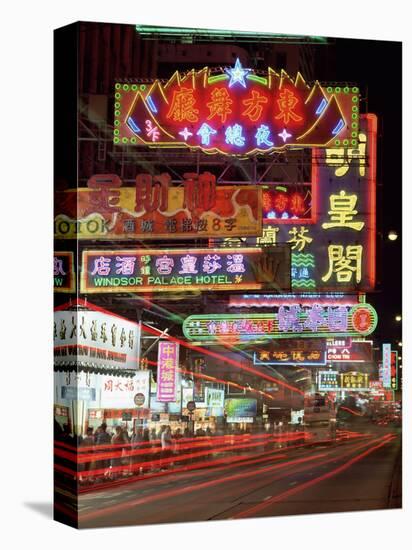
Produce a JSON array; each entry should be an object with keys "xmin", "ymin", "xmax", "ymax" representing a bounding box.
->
[
  {"xmin": 53, "ymin": 252, "xmax": 75, "ymax": 293},
  {"xmin": 80, "ymin": 247, "xmax": 291, "ymax": 294},
  {"xmin": 326, "ymin": 340, "xmax": 373, "ymax": 362},
  {"xmin": 114, "ymin": 59, "xmax": 359, "ymax": 154},
  {"xmin": 214, "ymin": 114, "xmax": 377, "ymax": 291},
  {"xmin": 381, "ymin": 344, "xmax": 391, "ymax": 388},
  {"xmin": 157, "ymin": 342, "xmax": 179, "ymax": 402},
  {"xmin": 228, "ymin": 293, "xmax": 359, "ymax": 308},
  {"xmin": 340, "ymin": 372, "xmax": 369, "ymax": 390},
  {"xmin": 254, "ymin": 349, "xmax": 326, "ymax": 366},
  {"xmin": 55, "ymin": 172, "xmax": 262, "ymax": 240},
  {"xmin": 390, "ymin": 351, "xmax": 398, "ymax": 391},
  {"xmin": 318, "ymin": 371, "xmax": 339, "ymax": 391},
  {"xmin": 262, "ymin": 186, "xmax": 312, "ymax": 222},
  {"xmin": 182, "ymin": 303, "xmax": 378, "ymax": 342}
]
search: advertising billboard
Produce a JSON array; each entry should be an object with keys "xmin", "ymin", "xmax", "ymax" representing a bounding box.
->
[
  {"xmin": 382, "ymin": 343, "xmax": 392, "ymax": 388},
  {"xmin": 254, "ymin": 348, "xmax": 326, "ymax": 366},
  {"xmin": 53, "ymin": 301, "xmax": 140, "ymax": 371},
  {"xmin": 114, "ymin": 60, "xmax": 359, "ymax": 154},
  {"xmin": 55, "ymin": 173, "xmax": 262, "ymax": 240},
  {"xmin": 326, "ymin": 339, "xmax": 373, "ymax": 362},
  {"xmin": 157, "ymin": 342, "xmax": 179, "ymax": 402},
  {"xmin": 54, "ymin": 252, "xmax": 75, "ymax": 293},
  {"xmin": 81, "ymin": 246, "xmax": 291, "ymax": 294},
  {"xmin": 216, "ymin": 114, "xmax": 377, "ymax": 292},
  {"xmin": 225, "ymin": 398, "xmax": 257, "ymax": 422},
  {"xmin": 183, "ymin": 303, "xmax": 378, "ymax": 342}
]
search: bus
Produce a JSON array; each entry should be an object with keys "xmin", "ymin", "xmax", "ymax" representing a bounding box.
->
[{"xmin": 303, "ymin": 392, "xmax": 337, "ymax": 443}]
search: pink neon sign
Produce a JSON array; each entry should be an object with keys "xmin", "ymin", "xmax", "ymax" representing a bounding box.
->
[{"xmin": 157, "ymin": 341, "xmax": 179, "ymax": 402}]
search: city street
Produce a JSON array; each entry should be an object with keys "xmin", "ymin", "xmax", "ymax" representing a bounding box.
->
[
  {"xmin": 52, "ymin": 23, "xmax": 402, "ymax": 530},
  {"xmin": 74, "ymin": 428, "xmax": 401, "ymax": 528}
]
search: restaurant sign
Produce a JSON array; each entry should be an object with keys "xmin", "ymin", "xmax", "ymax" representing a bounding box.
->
[
  {"xmin": 80, "ymin": 247, "xmax": 291, "ymax": 294},
  {"xmin": 183, "ymin": 303, "xmax": 377, "ymax": 342}
]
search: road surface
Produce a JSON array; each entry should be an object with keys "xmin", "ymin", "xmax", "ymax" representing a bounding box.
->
[{"xmin": 66, "ymin": 428, "xmax": 401, "ymax": 528}]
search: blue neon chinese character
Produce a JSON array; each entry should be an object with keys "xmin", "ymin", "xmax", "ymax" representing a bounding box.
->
[
  {"xmin": 225, "ymin": 124, "xmax": 245, "ymax": 147},
  {"xmin": 196, "ymin": 123, "xmax": 217, "ymax": 146},
  {"xmin": 255, "ymin": 124, "xmax": 274, "ymax": 147}
]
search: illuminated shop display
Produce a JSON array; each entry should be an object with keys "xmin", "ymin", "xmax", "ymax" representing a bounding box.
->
[
  {"xmin": 215, "ymin": 114, "xmax": 377, "ymax": 292},
  {"xmin": 318, "ymin": 371, "xmax": 339, "ymax": 391},
  {"xmin": 229, "ymin": 293, "xmax": 359, "ymax": 308},
  {"xmin": 254, "ymin": 349, "xmax": 326, "ymax": 366},
  {"xmin": 182, "ymin": 303, "xmax": 378, "ymax": 342},
  {"xmin": 55, "ymin": 172, "xmax": 262, "ymax": 239},
  {"xmin": 157, "ymin": 342, "xmax": 179, "ymax": 402},
  {"xmin": 80, "ymin": 247, "xmax": 291, "ymax": 294},
  {"xmin": 54, "ymin": 252, "xmax": 75, "ymax": 293},
  {"xmin": 114, "ymin": 58, "xmax": 359, "ymax": 154},
  {"xmin": 326, "ymin": 339, "xmax": 373, "ymax": 362}
]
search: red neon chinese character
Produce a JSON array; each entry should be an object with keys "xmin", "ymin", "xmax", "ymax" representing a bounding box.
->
[
  {"xmin": 167, "ymin": 87, "xmax": 199, "ymax": 122},
  {"xmin": 289, "ymin": 193, "xmax": 306, "ymax": 216},
  {"xmin": 207, "ymin": 88, "xmax": 233, "ymax": 123},
  {"xmin": 262, "ymin": 191, "xmax": 273, "ymax": 212},
  {"xmin": 275, "ymin": 89, "xmax": 303, "ymax": 124},
  {"xmin": 242, "ymin": 91, "xmax": 268, "ymax": 122},
  {"xmin": 274, "ymin": 193, "xmax": 289, "ymax": 212}
]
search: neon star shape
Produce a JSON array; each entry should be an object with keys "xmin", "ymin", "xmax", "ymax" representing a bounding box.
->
[
  {"xmin": 225, "ymin": 58, "xmax": 252, "ymax": 88},
  {"xmin": 179, "ymin": 127, "xmax": 193, "ymax": 141},
  {"xmin": 278, "ymin": 128, "xmax": 292, "ymax": 143}
]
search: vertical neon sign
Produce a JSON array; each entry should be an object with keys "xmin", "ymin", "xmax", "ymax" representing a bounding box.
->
[{"xmin": 157, "ymin": 341, "xmax": 179, "ymax": 402}]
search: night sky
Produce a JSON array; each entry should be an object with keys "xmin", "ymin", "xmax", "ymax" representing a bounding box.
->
[{"xmin": 316, "ymin": 38, "xmax": 402, "ymax": 348}]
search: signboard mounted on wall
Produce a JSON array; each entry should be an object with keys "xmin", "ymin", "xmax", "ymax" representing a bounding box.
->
[
  {"xmin": 114, "ymin": 59, "xmax": 359, "ymax": 154},
  {"xmin": 80, "ymin": 246, "xmax": 291, "ymax": 294},
  {"xmin": 183, "ymin": 303, "xmax": 378, "ymax": 342},
  {"xmin": 55, "ymin": 172, "xmax": 263, "ymax": 240}
]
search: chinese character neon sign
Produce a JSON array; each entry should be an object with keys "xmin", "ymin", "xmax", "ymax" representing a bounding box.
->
[
  {"xmin": 220, "ymin": 113, "xmax": 377, "ymax": 292},
  {"xmin": 254, "ymin": 349, "xmax": 327, "ymax": 366},
  {"xmin": 182, "ymin": 303, "xmax": 378, "ymax": 342},
  {"xmin": 81, "ymin": 247, "xmax": 291, "ymax": 294},
  {"xmin": 114, "ymin": 59, "xmax": 359, "ymax": 154}
]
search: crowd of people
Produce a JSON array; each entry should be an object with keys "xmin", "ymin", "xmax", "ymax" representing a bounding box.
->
[{"xmin": 54, "ymin": 419, "xmax": 299, "ymax": 485}]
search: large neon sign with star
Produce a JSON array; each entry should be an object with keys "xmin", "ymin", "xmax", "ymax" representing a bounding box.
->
[{"xmin": 114, "ymin": 59, "xmax": 360, "ymax": 155}]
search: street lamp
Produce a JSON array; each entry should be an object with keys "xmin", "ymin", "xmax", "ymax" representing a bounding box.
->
[
  {"xmin": 388, "ymin": 230, "xmax": 398, "ymax": 241},
  {"xmin": 395, "ymin": 315, "xmax": 402, "ymax": 322}
]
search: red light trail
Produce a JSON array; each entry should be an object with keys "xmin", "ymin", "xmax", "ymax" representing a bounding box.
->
[
  {"xmin": 233, "ymin": 433, "xmax": 396, "ymax": 518},
  {"xmin": 79, "ymin": 434, "xmax": 385, "ymax": 523}
]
